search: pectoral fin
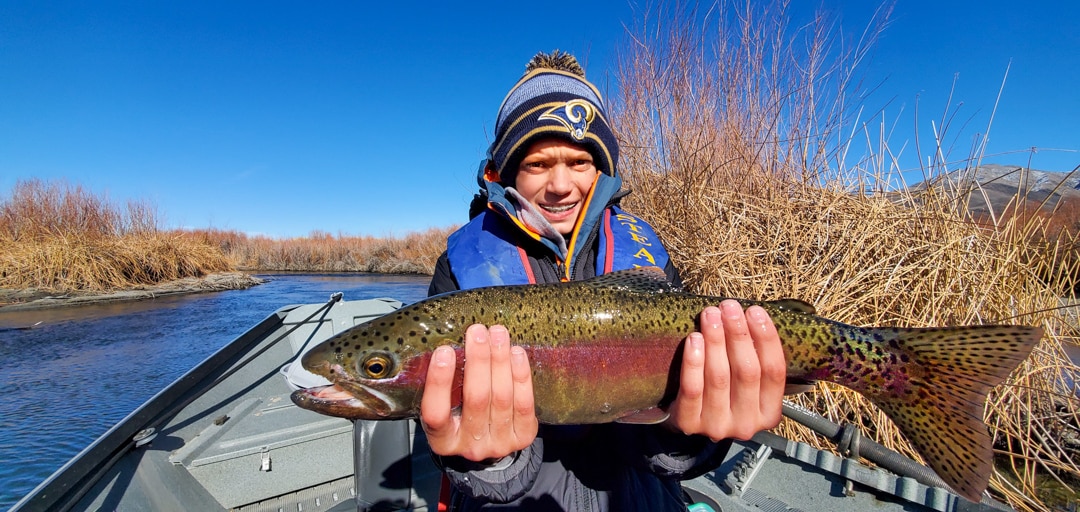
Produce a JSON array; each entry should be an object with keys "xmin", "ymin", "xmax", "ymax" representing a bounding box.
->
[
  {"xmin": 784, "ymin": 378, "xmax": 816, "ymax": 395},
  {"xmin": 784, "ymin": 383, "xmax": 815, "ymax": 395},
  {"xmin": 614, "ymin": 407, "xmax": 670, "ymax": 425}
]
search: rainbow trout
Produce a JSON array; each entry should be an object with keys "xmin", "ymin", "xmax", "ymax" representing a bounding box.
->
[{"xmin": 291, "ymin": 267, "xmax": 1039, "ymax": 501}]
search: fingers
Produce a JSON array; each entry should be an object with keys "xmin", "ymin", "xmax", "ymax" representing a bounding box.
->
[
  {"xmin": 460, "ymin": 324, "xmax": 494, "ymax": 443},
  {"xmin": 747, "ymin": 305, "xmax": 786, "ymax": 426},
  {"xmin": 510, "ymin": 346, "xmax": 538, "ymax": 441},
  {"xmin": 669, "ymin": 306, "xmax": 731, "ymax": 439},
  {"xmin": 420, "ymin": 345, "xmax": 457, "ymax": 435},
  {"xmin": 672, "ymin": 332, "xmax": 705, "ymax": 420},
  {"xmin": 487, "ymin": 326, "xmax": 515, "ymax": 440},
  {"xmin": 420, "ymin": 324, "xmax": 538, "ymax": 461},
  {"xmin": 668, "ymin": 300, "xmax": 786, "ymax": 441},
  {"xmin": 718, "ymin": 301, "xmax": 763, "ymax": 439},
  {"xmin": 703, "ymin": 305, "xmax": 735, "ymax": 422}
]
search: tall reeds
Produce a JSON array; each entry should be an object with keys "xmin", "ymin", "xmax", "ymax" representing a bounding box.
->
[
  {"xmin": 186, "ymin": 226, "xmax": 457, "ymax": 274},
  {"xmin": 0, "ymin": 180, "xmax": 454, "ymax": 295},
  {"xmin": 0, "ymin": 179, "xmax": 230, "ymax": 291},
  {"xmin": 613, "ymin": 1, "xmax": 1078, "ymax": 508}
]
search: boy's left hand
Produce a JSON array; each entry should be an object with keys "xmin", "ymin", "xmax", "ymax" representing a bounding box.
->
[{"xmin": 664, "ymin": 300, "xmax": 787, "ymax": 441}]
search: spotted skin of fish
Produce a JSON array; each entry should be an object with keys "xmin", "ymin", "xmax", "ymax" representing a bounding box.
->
[{"xmin": 291, "ymin": 266, "xmax": 1040, "ymax": 502}]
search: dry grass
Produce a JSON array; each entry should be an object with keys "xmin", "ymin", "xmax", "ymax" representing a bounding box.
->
[
  {"xmin": 185, "ymin": 227, "xmax": 456, "ymax": 274},
  {"xmin": 0, "ymin": 180, "xmax": 453, "ymax": 294},
  {"xmin": 0, "ymin": 179, "xmax": 230, "ymax": 291},
  {"xmin": 970, "ymin": 182, "xmax": 1080, "ymax": 296},
  {"xmin": 614, "ymin": 1, "xmax": 1079, "ymax": 509}
]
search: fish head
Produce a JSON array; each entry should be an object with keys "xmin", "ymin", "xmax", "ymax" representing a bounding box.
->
[{"xmin": 291, "ymin": 307, "xmax": 463, "ymax": 420}]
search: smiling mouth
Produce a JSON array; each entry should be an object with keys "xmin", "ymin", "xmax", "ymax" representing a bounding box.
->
[{"xmin": 541, "ymin": 202, "xmax": 578, "ymax": 214}]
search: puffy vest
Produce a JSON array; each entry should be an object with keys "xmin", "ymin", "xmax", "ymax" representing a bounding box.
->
[{"xmin": 446, "ymin": 206, "xmax": 670, "ymax": 289}]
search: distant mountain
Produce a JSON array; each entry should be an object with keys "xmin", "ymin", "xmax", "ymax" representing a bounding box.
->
[
  {"xmin": 917, "ymin": 164, "xmax": 1079, "ymax": 292},
  {"xmin": 917, "ymin": 164, "xmax": 1080, "ymax": 222}
]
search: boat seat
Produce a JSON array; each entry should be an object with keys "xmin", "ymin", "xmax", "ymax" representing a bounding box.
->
[{"xmin": 353, "ymin": 419, "xmax": 441, "ymax": 511}]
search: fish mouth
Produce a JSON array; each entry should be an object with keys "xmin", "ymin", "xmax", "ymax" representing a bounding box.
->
[
  {"xmin": 290, "ymin": 383, "xmax": 395, "ymax": 420},
  {"xmin": 290, "ymin": 363, "xmax": 399, "ymax": 420}
]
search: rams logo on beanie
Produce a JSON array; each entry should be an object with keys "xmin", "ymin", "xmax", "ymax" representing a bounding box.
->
[{"xmin": 538, "ymin": 99, "xmax": 596, "ymax": 141}]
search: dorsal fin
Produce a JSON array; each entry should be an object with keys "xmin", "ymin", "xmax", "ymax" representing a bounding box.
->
[
  {"xmin": 765, "ymin": 298, "xmax": 816, "ymax": 314},
  {"xmin": 584, "ymin": 266, "xmax": 680, "ymax": 293}
]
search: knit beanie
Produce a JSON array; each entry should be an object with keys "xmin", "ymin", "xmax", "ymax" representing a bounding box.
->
[{"xmin": 486, "ymin": 51, "xmax": 618, "ymax": 184}]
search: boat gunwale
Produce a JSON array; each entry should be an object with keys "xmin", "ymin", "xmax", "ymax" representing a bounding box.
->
[{"xmin": 10, "ymin": 305, "xmax": 301, "ymax": 512}]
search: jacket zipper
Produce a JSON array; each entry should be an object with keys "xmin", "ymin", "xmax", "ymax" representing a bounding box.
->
[{"xmin": 562, "ymin": 221, "xmax": 601, "ymax": 282}]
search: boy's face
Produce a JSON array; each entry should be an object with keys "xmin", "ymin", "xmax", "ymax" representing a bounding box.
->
[{"xmin": 514, "ymin": 139, "xmax": 599, "ymax": 236}]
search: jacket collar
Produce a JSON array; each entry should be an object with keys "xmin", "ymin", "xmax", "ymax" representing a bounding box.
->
[{"xmin": 478, "ymin": 159, "xmax": 624, "ymax": 278}]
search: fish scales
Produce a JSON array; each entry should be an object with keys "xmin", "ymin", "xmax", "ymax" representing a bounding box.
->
[{"xmin": 292, "ymin": 267, "xmax": 1040, "ymax": 502}]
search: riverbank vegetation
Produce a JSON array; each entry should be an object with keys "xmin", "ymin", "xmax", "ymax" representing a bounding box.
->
[
  {"xmin": 0, "ymin": 179, "xmax": 232, "ymax": 292},
  {"xmin": 0, "ymin": 179, "xmax": 453, "ymax": 297},
  {"xmin": 613, "ymin": 2, "xmax": 1078, "ymax": 509},
  {"xmin": 185, "ymin": 226, "xmax": 456, "ymax": 274}
]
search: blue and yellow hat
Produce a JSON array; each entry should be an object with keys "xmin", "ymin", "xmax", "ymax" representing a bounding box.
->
[{"xmin": 486, "ymin": 51, "xmax": 618, "ymax": 184}]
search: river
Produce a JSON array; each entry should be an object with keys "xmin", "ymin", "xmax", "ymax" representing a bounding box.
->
[{"xmin": 0, "ymin": 273, "xmax": 431, "ymax": 510}]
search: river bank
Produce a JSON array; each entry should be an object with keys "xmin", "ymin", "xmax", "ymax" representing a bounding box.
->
[{"xmin": 0, "ymin": 271, "xmax": 264, "ymax": 312}]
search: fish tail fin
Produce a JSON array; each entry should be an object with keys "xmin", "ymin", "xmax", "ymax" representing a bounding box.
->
[{"xmin": 870, "ymin": 324, "xmax": 1040, "ymax": 502}]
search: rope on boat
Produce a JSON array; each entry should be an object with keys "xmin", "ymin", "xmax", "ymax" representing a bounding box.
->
[
  {"xmin": 744, "ymin": 401, "xmax": 1015, "ymax": 511},
  {"xmin": 147, "ymin": 291, "xmax": 344, "ymax": 432},
  {"xmin": 280, "ymin": 292, "xmax": 344, "ymax": 370},
  {"xmin": 778, "ymin": 401, "xmax": 952, "ymax": 490}
]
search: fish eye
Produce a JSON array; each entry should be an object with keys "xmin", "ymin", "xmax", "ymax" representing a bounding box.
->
[{"xmin": 361, "ymin": 355, "xmax": 393, "ymax": 379}]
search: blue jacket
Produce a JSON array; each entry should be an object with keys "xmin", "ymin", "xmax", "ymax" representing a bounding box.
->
[{"xmin": 443, "ymin": 205, "xmax": 671, "ymax": 289}]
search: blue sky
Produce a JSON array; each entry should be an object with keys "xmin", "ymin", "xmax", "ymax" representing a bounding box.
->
[{"xmin": 2, "ymin": 1, "xmax": 1077, "ymax": 238}]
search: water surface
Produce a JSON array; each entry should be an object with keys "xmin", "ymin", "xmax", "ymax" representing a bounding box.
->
[{"xmin": 0, "ymin": 273, "xmax": 430, "ymax": 510}]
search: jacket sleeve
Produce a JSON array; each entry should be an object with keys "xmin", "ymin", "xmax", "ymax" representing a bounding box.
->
[
  {"xmin": 432, "ymin": 438, "xmax": 544, "ymax": 504},
  {"xmin": 428, "ymin": 252, "xmax": 460, "ymax": 296},
  {"xmin": 616, "ymin": 425, "xmax": 732, "ymax": 480}
]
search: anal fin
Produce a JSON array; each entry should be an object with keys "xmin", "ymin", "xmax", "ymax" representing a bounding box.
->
[{"xmin": 615, "ymin": 407, "xmax": 670, "ymax": 425}]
